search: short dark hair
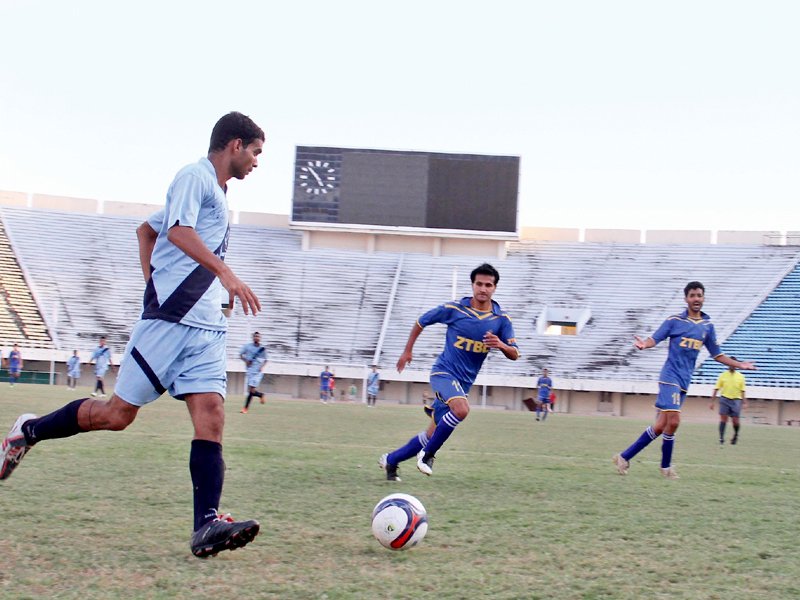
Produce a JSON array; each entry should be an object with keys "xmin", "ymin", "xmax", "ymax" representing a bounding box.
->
[
  {"xmin": 684, "ymin": 281, "xmax": 705, "ymax": 296},
  {"xmin": 470, "ymin": 263, "xmax": 500, "ymax": 284},
  {"xmin": 209, "ymin": 112, "xmax": 265, "ymax": 153}
]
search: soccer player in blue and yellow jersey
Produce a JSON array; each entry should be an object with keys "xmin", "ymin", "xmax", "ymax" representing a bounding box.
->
[
  {"xmin": 1, "ymin": 112, "xmax": 264, "ymax": 558},
  {"xmin": 240, "ymin": 331, "xmax": 268, "ymax": 414},
  {"xmin": 535, "ymin": 368, "xmax": 553, "ymax": 421},
  {"xmin": 89, "ymin": 337, "xmax": 113, "ymax": 397},
  {"xmin": 66, "ymin": 350, "xmax": 81, "ymax": 390},
  {"xmin": 613, "ymin": 281, "xmax": 756, "ymax": 479},
  {"xmin": 379, "ymin": 263, "xmax": 519, "ymax": 480},
  {"xmin": 6, "ymin": 344, "xmax": 22, "ymax": 386},
  {"xmin": 319, "ymin": 366, "xmax": 333, "ymax": 403}
]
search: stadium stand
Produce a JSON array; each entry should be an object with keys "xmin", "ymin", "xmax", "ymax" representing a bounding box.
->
[
  {"xmin": 0, "ymin": 215, "xmax": 53, "ymax": 347},
  {"xmin": 694, "ymin": 262, "xmax": 800, "ymax": 387},
  {"xmin": 2, "ymin": 205, "xmax": 799, "ymax": 391}
]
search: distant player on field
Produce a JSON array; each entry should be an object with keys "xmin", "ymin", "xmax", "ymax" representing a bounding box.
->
[
  {"xmin": 88, "ymin": 336, "xmax": 113, "ymax": 397},
  {"xmin": 1, "ymin": 112, "xmax": 265, "ymax": 558},
  {"xmin": 379, "ymin": 263, "xmax": 519, "ymax": 480},
  {"xmin": 319, "ymin": 366, "xmax": 333, "ymax": 403},
  {"xmin": 366, "ymin": 365, "xmax": 380, "ymax": 407},
  {"xmin": 6, "ymin": 344, "xmax": 22, "ymax": 386},
  {"xmin": 240, "ymin": 331, "xmax": 267, "ymax": 414},
  {"xmin": 709, "ymin": 359, "xmax": 748, "ymax": 445},
  {"xmin": 535, "ymin": 368, "xmax": 553, "ymax": 421},
  {"xmin": 613, "ymin": 281, "xmax": 756, "ymax": 479},
  {"xmin": 66, "ymin": 350, "xmax": 81, "ymax": 389}
]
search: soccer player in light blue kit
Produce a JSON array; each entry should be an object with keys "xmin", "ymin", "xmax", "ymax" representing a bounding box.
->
[
  {"xmin": 613, "ymin": 281, "xmax": 756, "ymax": 479},
  {"xmin": 535, "ymin": 368, "xmax": 553, "ymax": 421},
  {"xmin": 66, "ymin": 350, "xmax": 81, "ymax": 389},
  {"xmin": 6, "ymin": 344, "xmax": 22, "ymax": 386},
  {"xmin": 89, "ymin": 337, "xmax": 113, "ymax": 397},
  {"xmin": 379, "ymin": 263, "xmax": 519, "ymax": 480},
  {"xmin": 0, "ymin": 112, "xmax": 265, "ymax": 558},
  {"xmin": 366, "ymin": 365, "xmax": 380, "ymax": 407},
  {"xmin": 240, "ymin": 331, "xmax": 267, "ymax": 414}
]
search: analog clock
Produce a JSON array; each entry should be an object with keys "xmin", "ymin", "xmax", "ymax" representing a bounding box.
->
[{"xmin": 298, "ymin": 160, "xmax": 338, "ymax": 195}]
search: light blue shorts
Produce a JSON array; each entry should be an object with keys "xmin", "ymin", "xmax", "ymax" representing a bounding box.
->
[
  {"xmin": 68, "ymin": 369, "xmax": 80, "ymax": 378},
  {"xmin": 655, "ymin": 383, "xmax": 686, "ymax": 412},
  {"xmin": 114, "ymin": 319, "xmax": 227, "ymax": 406},
  {"xmin": 429, "ymin": 372, "xmax": 470, "ymax": 425},
  {"xmin": 246, "ymin": 371, "xmax": 264, "ymax": 389},
  {"xmin": 95, "ymin": 366, "xmax": 109, "ymax": 377}
]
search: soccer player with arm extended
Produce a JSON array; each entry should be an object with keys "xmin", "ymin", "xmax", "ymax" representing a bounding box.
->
[
  {"xmin": 379, "ymin": 263, "xmax": 519, "ymax": 481},
  {"xmin": 612, "ymin": 281, "xmax": 756, "ymax": 479},
  {"xmin": 1, "ymin": 112, "xmax": 265, "ymax": 558}
]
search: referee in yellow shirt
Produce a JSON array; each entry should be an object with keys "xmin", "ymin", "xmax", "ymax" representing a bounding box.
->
[{"xmin": 709, "ymin": 357, "xmax": 748, "ymax": 445}]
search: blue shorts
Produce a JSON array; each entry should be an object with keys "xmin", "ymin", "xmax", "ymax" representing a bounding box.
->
[
  {"xmin": 9, "ymin": 367, "xmax": 21, "ymax": 376},
  {"xmin": 429, "ymin": 372, "xmax": 470, "ymax": 425},
  {"xmin": 538, "ymin": 397, "xmax": 551, "ymax": 405},
  {"xmin": 719, "ymin": 397, "xmax": 743, "ymax": 418},
  {"xmin": 95, "ymin": 366, "xmax": 109, "ymax": 377},
  {"xmin": 247, "ymin": 372, "xmax": 264, "ymax": 389},
  {"xmin": 68, "ymin": 370, "xmax": 80, "ymax": 378},
  {"xmin": 655, "ymin": 383, "xmax": 686, "ymax": 411},
  {"xmin": 114, "ymin": 319, "xmax": 227, "ymax": 406}
]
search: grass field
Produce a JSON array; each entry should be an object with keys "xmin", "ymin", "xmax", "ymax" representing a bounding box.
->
[{"xmin": 1, "ymin": 385, "xmax": 798, "ymax": 600}]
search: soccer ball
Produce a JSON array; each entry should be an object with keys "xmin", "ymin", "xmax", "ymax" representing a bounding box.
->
[{"xmin": 371, "ymin": 493, "xmax": 428, "ymax": 550}]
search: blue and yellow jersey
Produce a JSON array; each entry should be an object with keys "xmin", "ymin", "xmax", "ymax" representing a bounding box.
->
[
  {"xmin": 320, "ymin": 370, "xmax": 333, "ymax": 390},
  {"xmin": 536, "ymin": 376, "xmax": 552, "ymax": 400},
  {"xmin": 651, "ymin": 309, "xmax": 721, "ymax": 391},
  {"xmin": 240, "ymin": 342, "xmax": 267, "ymax": 374},
  {"xmin": 8, "ymin": 350, "xmax": 22, "ymax": 368},
  {"xmin": 419, "ymin": 296, "xmax": 518, "ymax": 391}
]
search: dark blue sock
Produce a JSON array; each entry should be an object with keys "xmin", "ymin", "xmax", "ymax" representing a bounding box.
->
[
  {"xmin": 661, "ymin": 434, "xmax": 675, "ymax": 468},
  {"xmin": 244, "ymin": 393, "xmax": 252, "ymax": 409},
  {"xmin": 620, "ymin": 426, "xmax": 658, "ymax": 461},
  {"xmin": 424, "ymin": 411, "xmax": 462, "ymax": 457},
  {"xmin": 22, "ymin": 398, "xmax": 88, "ymax": 445},
  {"xmin": 387, "ymin": 432, "xmax": 429, "ymax": 465},
  {"xmin": 541, "ymin": 409, "xmax": 548, "ymax": 421},
  {"xmin": 190, "ymin": 439, "xmax": 225, "ymax": 531},
  {"xmin": 719, "ymin": 421, "xmax": 726, "ymax": 439}
]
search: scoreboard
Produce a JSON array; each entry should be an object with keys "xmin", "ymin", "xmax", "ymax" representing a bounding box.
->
[{"xmin": 291, "ymin": 146, "xmax": 519, "ymax": 233}]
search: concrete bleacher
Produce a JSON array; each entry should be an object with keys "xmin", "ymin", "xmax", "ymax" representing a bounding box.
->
[
  {"xmin": 0, "ymin": 216, "xmax": 53, "ymax": 347},
  {"xmin": 695, "ymin": 262, "xmax": 800, "ymax": 387},
  {"xmin": 3, "ymin": 205, "xmax": 800, "ymax": 390}
]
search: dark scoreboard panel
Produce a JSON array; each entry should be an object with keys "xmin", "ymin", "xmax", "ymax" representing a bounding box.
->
[{"xmin": 292, "ymin": 146, "xmax": 519, "ymax": 233}]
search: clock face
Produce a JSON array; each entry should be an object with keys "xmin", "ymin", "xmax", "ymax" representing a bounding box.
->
[{"xmin": 298, "ymin": 160, "xmax": 337, "ymax": 195}]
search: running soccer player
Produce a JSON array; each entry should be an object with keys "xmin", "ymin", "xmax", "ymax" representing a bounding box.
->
[
  {"xmin": 66, "ymin": 350, "xmax": 81, "ymax": 389},
  {"xmin": 535, "ymin": 368, "xmax": 553, "ymax": 421},
  {"xmin": 240, "ymin": 331, "xmax": 267, "ymax": 414},
  {"xmin": 88, "ymin": 337, "xmax": 113, "ymax": 397},
  {"xmin": 379, "ymin": 263, "xmax": 519, "ymax": 480},
  {"xmin": 1, "ymin": 112, "xmax": 265, "ymax": 558},
  {"xmin": 6, "ymin": 344, "xmax": 22, "ymax": 386},
  {"xmin": 319, "ymin": 366, "xmax": 333, "ymax": 403},
  {"xmin": 613, "ymin": 281, "xmax": 756, "ymax": 479}
]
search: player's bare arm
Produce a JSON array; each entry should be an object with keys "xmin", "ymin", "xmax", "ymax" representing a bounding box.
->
[
  {"xmin": 397, "ymin": 323, "xmax": 424, "ymax": 372},
  {"xmin": 167, "ymin": 225, "xmax": 261, "ymax": 315},
  {"xmin": 633, "ymin": 335, "xmax": 655, "ymax": 350},
  {"xmin": 136, "ymin": 221, "xmax": 158, "ymax": 283},
  {"xmin": 715, "ymin": 354, "xmax": 757, "ymax": 370},
  {"xmin": 482, "ymin": 332, "xmax": 519, "ymax": 360}
]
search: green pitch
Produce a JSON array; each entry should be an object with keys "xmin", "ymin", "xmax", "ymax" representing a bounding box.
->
[{"xmin": 1, "ymin": 385, "xmax": 798, "ymax": 599}]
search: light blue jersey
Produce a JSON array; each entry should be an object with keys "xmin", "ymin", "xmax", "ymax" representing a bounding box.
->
[
  {"xmin": 367, "ymin": 371, "xmax": 380, "ymax": 395},
  {"xmin": 651, "ymin": 309, "xmax": 721, "ymax": 392},
  {"xmin": 67, "ymin": 355, "xmax": 81, "ymax": 377},
  {"xmin": 240, "ymin": 342, "xmax": 267, "ymax": 375},
  {"xmin": 142, "ymin": 157, "xmax": 230, "ymax": 331},
  {"xmin": 91, "ymin": 346, "xmax": 112, "ymax": 375},
  {"xmin": 419, "ymin": 296, "xmax": 518, "ymax": 392}
]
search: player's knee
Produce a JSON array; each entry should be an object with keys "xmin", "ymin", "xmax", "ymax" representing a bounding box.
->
[{"xmin": 451, "ymin": 403, "xmax": 470, "ymax": 420}]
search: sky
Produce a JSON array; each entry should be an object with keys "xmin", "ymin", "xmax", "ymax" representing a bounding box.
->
[{"xmin": 1, "ymin": 0, "xmax": 798, "ymax": 232}]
